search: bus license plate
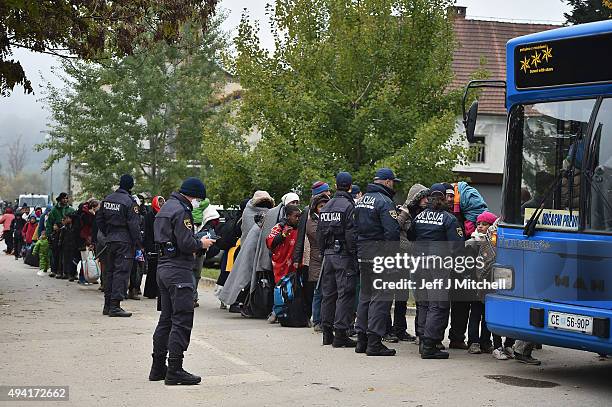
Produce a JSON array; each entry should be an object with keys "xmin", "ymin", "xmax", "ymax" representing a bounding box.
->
[{"xmin": 548, "ymin": 311, "xmax": 593, "ymax": 335}]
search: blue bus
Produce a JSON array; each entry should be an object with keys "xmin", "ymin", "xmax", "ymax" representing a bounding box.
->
[{"xmin": 462, "ymin": 20, "xmax": 612, "ymax": 355}]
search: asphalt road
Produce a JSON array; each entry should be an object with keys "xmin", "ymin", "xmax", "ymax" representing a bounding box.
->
[{"xmin": 1, "ymin": 250, "xmax": 611, "ymax": 407}]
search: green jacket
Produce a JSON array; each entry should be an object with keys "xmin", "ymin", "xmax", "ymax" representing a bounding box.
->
[
  {"xmin": 45, "ymin": 203, "xmax": 75, "ymax": 236},
  {"xmin": 33, "ymin": 238, "xmax": 50, "ymax": 270},
  {"xmin": 192, "ymin": 198, "xmax": 210, "ymax": 225}
]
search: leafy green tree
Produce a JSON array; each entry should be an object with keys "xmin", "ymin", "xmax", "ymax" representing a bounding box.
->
[
  {"xmin": 1, "ymin": 0, "xmax": 218, "ymax": 96},
  {"xmin": 38, "ymin": 20, "xmax": 227, "ymax": 198},
  {"xmin": 564, "ymin": 0, "xmax": 612, "ymax": 24},
  {"xmin": 226, "ymin": 0, "xmax": 464, "ymax": 201}
]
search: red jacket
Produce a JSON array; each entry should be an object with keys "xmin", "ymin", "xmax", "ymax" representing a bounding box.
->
[
  {"xmin": 22, "ymin": 221, "xmax": 38, "ymax": 244},
  {"xmin": 266, "ymin": 223, "xmax": 298, "ymax": 283}
]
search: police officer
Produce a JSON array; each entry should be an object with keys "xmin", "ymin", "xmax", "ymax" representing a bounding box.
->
[
  {"xmin": 412, "ymin": 183, "xmax": 463, "ymax": 359},
  {"xmin": 149, "ymin": 177, "xmax": 215, "ymax": 386},
  {"xmin": 354, "ymin": 168, "xmax": 402, "ymax": 356},
  {"xmin": 96, "ymin": 174, "xmax": 142, "ymax": 317},
  {"xmin": 316, "ymin": 172, "xmax": 358, "ymax": 348}
]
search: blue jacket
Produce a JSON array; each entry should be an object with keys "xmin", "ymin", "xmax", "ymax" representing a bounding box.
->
[
  {"xmin": 412, "ymin": 207, "xmax": 463, "ymax": 241},
  {"xmin": 355, "ymin": 183, "xmax": 400, "ymax": 243},
  {"xmin": 458, "ymin": 181, "xmax": 488, "ymax": 223},
  {"xmin": 316, "ymin": 191, "xmax": 357, "ymax": 256}
]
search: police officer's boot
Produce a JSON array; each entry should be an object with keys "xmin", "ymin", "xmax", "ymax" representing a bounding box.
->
[
  {"xmin": 365, "ymin": 334, "xmax": 396, "ymax": 356},
  {"xmin": 322, "ymin": 326, "xmax": 334, "ymax": 346},
  {"xmin": 109, "ymin": 300, "xmax": 132, "ymax": 317},
  {"xmin": 165, "ymin": 355, "xmax": 201, "ymax": 385},
  {"xmin": 332, "ymin": 329, "xmax": 357, "ymax": 348},
  {"xmin": 148, "ymin": 352, "xmax": 167, "ymax": 381},
  {"xmin": 355, "ymin": 333, "xmax": 368, "ymax": 354},
  {"xmin": 102, "ymin": 298, "xmax": 110, "ymax": 316},
  {"xmin": 421, "ymin": 338, "xmax": 449, "ymax": 359},
  {"xmin": 418, "ymin": 337, "xmax": 424, "ymax": 355}
]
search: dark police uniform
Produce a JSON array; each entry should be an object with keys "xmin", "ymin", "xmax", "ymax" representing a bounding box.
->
[
  {"xmin": 412, "ymin": 205, "xmax": 462, "ymax": 353},
  {"xmin": 152, "ymin": 191, "xmax": 203, "ymax": 358},
  {"xmin": 96, "ymin": 188, "xmax": 142, "ymax": 314},
  {"xmin": 316, "ymin": 190, "xmax": 357, "ymax": 343},
  {"xmin": 354, "ymin": 183, "xmax": 401, "ymax": 353}
]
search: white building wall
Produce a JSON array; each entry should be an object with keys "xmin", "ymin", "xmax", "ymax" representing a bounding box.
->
[{"xmin": 453, "ymin": 114, "xmax": 507, "ymax": 174}]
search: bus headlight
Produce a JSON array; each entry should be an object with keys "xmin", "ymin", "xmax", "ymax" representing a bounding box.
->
[{"xmin": 492, "ymin": 266, "xmax": 513, "ymax": 290}]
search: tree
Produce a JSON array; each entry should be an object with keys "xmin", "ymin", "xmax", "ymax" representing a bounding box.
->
[
  {"xmin": 0, "ymin": 172, "xmax": 46, "ymax": 200},
  {"xmin": 7, "ymin": 138, "xmax": 27, "ymax": 177},
  {"xmin": 225, "ymin": 0, "xmax": 465, "ymax": 201},
  {"xmin": 564, "ymin": 0, "xmax": 612, "ymax": 24},
  {"xmin": 1, "ymin": 0, "xmax": 218, "ymax": 96},
  {"xmin": 38, "ymin": 19, "xmax": 228, "ymax": 198}
]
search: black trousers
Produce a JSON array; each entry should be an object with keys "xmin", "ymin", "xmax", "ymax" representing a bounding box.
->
[
  {"xmin": 13, "ymin": 235, "xmax": 23, "ymax": 259},
  {"xmin": 449, "ymin": 301, "xmax": 470, "ymax": 343},
  {"xmin": 104, "ymin": 242, "xmax": 133, "ymax": 302},
  {"xmin": 153, "ymin": 266, "xmax": 194, "ymax": 357},
  {"xmin": 143, "ymin": 255, "xmax": 160, "ymax": 298},
  {"xmin": 467, "ymin": 301, "xmax": 491, "ymax": 346},
  {"xmin": 320, "ymin": 254, "xmax": 357, "ymax": 331},
  {"xmin": 3, "ymin": 230, "xmax": 13, "ymax": 253},
  {"xmin": 62, "ymin": 249, "xmax": 77, "ymax": 278},
  {"xmin": 386, "ymin": 299, "xmax": 408, "ymax": 335},
  {"xmin": 415, "ymin": 268, "xmax": 450, "ymax": 342},
  {"xmin": 355, "ymin": 260, "xmax": 392, "ymax": 337},
  {"xmin": 129, "ymin": 260, "xmax": 144, "ymax": 293},
  {"xmin": 303, "ymin": 280, "xmax": 316, "ymax": 321}
]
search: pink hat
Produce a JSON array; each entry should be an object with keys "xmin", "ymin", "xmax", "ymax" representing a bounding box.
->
[{"xmin": 477, "ymin": 211, "xmax": 498, "ymax": 225}]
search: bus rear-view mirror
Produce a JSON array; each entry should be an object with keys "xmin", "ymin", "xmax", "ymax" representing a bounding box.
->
[{"xmin": 464, "ymin": 100, "xmax": 479, "ymax": 144}]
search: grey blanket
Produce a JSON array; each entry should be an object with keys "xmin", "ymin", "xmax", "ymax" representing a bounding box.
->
[
  {"xmin": 250, "ymin": 203, "xmax": 285, "ymax": 292},
  {"xmin": 218, "ymin": 223, "xmax": 262, "ymax": 305},
  {"xmin": 240, "ymin": 201, "xmax": 269, "ymax": 243}
]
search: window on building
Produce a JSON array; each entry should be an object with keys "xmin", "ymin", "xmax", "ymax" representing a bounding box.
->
[{"xmin": 469, "ymin": 136, "xmax": 486, "ymax": 163}]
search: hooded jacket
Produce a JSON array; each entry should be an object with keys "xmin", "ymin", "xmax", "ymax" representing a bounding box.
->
[{"xmin": 45, "ymin": 203, "xmax": 75, "ymax": 236}]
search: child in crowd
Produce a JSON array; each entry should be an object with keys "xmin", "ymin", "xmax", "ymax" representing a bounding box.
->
[
  {"xmin": 266, "ymin": 204, "xmax": 302, "ymax": 323},
  {"xmin": 466, "ymin": 211, "xmax": 514, "ymax": 359},
  {"xmin": 49, "ymin": 224, "xmax": 61, "ymax": 278},
  {"xmin": 33, "ymin": 231, "xmax": 50, "ymax": 276},
  {"xmin": 22, "ymin": 215, "xmax": 39, "ymax": 246},
  {"xmin": 58, "ymin": 214, "xmax": 79, "ymax": 281}
]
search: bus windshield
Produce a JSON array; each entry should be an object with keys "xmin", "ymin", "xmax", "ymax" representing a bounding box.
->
[{"xmin": 503, "ymin": 98, "xmax": 596, "ymax": 231}]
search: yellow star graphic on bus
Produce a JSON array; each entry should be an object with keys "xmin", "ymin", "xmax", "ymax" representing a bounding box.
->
[
  {"xmin": 520, "ymin": 56, "xmax": 530, "ymax": 73},
  {"xmin": 542, "ymin": 46, "xmax": 553, "ymax": 62},
  {"xmin": 531, "ymin": 51, "xmax": 541, "ymax": 68}
]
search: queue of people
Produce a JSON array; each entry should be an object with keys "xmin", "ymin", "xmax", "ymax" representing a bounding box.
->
[
  {"xmin": 211, "ymin": 167, "xmax": 541, "ymax": 365},
  {"xmin": 0, "ymin": 170, "xmax": 542, "ymax": 387}
]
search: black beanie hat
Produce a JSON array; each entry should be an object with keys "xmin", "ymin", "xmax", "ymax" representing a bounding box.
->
[
  {"xmin": 119, "ymin": 174, "xmax": 134, "ymax": 191},
  {"xmin": 179, "ymin": 177, "xmax": 207, "ymax": 199}
]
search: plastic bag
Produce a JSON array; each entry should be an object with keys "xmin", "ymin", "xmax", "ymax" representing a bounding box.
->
[{"xmin": 80, "ymin": 250, "xmax": 100, "ymax": 283}]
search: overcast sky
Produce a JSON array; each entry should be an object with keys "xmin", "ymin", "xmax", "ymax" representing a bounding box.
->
[{"xmin": 0, "ymin": 0, "xmax": 571, "ymax": 178}]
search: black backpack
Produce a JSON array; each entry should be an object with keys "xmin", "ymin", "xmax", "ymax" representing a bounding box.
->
[
  {"xmin": 215, "ymin": 216, "xmax": 242, "ymax": 251},
  {"xmin": 276, "ymin": 272, "xmax": 308, "ymax": 328},
  {"xmin": 248, "ymin": 270, "xmax": 275, "ymax": 318}
]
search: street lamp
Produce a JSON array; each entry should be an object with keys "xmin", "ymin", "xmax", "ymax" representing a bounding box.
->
[{"xmin": 41, "ymin": 131, "xmax": 54, "ymax": 201}]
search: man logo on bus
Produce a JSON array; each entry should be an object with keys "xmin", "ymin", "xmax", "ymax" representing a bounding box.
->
[{"xmin": 520, "ymin": 56, "xmax": 530, "ymax": 73}]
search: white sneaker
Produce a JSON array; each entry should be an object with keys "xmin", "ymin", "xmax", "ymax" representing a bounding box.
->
[
  {"xmin": 493, "ymin": 347, "xmax": 509, "ymax": 360},
  {"xmin": 37, "ymin": 270, "xmax": 44, "ymax": 276},
  {"xmin": 504, "ymin": 347, "xmax": 515, "ymax": 359},
  {"xmin": 267, "ymin": 312, "xmax": 277, "ymax": 324},
  {"xmin": 213, "ymin": 284, "xmax": 222, "ymax": 298},
  {"xmin": 468, "ymin": 343, "xmax": 482, "ymax": 354}
]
